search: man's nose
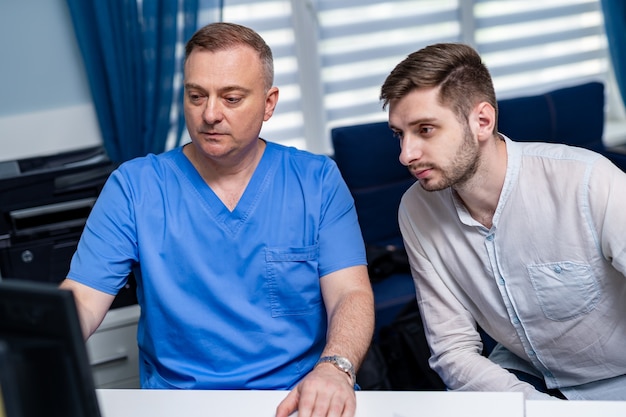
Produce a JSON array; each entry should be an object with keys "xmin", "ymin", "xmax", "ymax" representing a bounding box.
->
[
  {"xmin": 398, "ymin": 136, "xmax": 422, "ymax": 167},
  {"xmin": 202, "ymin": 98, "xmax": 223, "ymax": 124}
]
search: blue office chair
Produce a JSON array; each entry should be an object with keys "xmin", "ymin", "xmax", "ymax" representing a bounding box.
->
[
  {"xmin": 331, "ymin": 122, "xmax": 417, "ymax": 338},
  {"xmin": 498, "ymin": 81, "xmax": 626, "ymax": 172}
]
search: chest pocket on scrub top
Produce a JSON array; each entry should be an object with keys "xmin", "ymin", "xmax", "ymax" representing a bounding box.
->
[
  {"xmin": 265, "ymin": 244, "xmax": 321, "ymax": 317},
  {"xmin": 527, "ymin": 261, "xmax": 600, "ymax": 321}
]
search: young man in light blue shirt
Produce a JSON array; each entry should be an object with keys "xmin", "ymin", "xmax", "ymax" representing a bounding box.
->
[{"xmin": 381, "ymin": 42, "xmax": 626, "ymax": 400}]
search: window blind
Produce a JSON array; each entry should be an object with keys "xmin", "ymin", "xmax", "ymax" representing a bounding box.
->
[
  {"xmin": 222, "ymin": 0, "xmax": 308, "ymax": 150},
  {"xmin": 474, "ymin": 0, "xmax": 609, "ymax": 99},
  {"xmin": 199, "ymin": 0, "xmax": 612, "ymax": 154},
  {"xmin": 317, "ymin": 0, "xmax": 460, "ymax": 138}
]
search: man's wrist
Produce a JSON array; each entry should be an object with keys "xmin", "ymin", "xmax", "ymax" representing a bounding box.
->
[{"xmin": 315, "ymin": 355, "xmax": 356, "ymax": 386}]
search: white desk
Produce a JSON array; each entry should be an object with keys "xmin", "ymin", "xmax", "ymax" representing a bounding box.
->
[
  {"xmin": 526, "ymin": 400, "xmax": 626, "ymax": 417},
  {"xmin": 96, "ymin": 389, "xmax": 524, "ymax": 417}
]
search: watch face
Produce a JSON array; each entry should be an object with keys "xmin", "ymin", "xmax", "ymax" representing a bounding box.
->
[
  {"xmin": 317, "ymin": 356, "xmax": 355, "ymax": 385},
  {"xmin": 335, "ymin": 356, "xmax": 351, "ymax": 371}
]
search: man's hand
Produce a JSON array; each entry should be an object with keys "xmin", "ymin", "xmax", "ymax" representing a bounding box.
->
[
  {"xmin": 276, "ymin": 265, "xmax": 373, "ymax": 416},
  {"xmin": 275, "ymin": 363, "xmax": 356, "ymax": 417}
]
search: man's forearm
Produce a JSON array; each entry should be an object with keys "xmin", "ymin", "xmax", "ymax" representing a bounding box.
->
[{"xmin": 322, "ymin": 288, "xmax": 375, "ymax": 371}]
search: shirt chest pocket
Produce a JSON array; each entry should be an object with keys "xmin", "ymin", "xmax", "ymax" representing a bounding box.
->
[
  {"xmin": 265, "ymin": 245, "xmax": 322, "ymax": 317},
  {"xmin": 527, "ymin": 261, "xmax": 600, "ymax": 321}
]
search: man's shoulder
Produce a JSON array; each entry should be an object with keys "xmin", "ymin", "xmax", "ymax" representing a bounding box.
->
[
  {"xmin": 265, "ymin": 141, "xmax": 335, "ymax": 172},
  {"xmin": 266, "ymin": 141, "xmax": 330, "ymax": 160},
  {"xmin": 400, "ymin": 182, "xmax": 454, "ymax": 213},
  {"xmin": 513, "ymin": 140, "xmax": 602, "ymax": 165},
  {"xmin": 114, "ymin": 148, "xmax": 181, "ymax": 176}
]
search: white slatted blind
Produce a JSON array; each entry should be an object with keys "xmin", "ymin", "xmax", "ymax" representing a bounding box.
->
[
  {"xmin": 198, "ymin": 0, "xmax": 613, "ymax": 154},
  {"xmin": 219, "ymin": 0, "xmax": 308, "ymax": 150},
  {"xmin": 317, "ymin": 0, "xmax": 461, "ymax": 138},
  {"xmin": 474, "ymin": 0, "xmax": 609, "ymax": 99}
]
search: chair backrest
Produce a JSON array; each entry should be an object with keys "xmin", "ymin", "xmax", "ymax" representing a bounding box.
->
[
  {"xmin": 497, "ymin": 81, "xmax": 605, "ymax": 151},
  {"xmin": 331, "ymin": 122, "xmax": 415, "ymax": 246}
]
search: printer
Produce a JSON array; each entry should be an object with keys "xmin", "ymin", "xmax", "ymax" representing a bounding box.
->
[{"xmin": 0, "ymin": 146, "xmax": 136, "ymax": 309}]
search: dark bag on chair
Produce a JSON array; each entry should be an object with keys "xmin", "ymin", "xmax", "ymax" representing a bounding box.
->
[
  {"xmin": 357, "ymin": 300, "xmax": 446, "ymax": 391},
  {"xmin": 355, "ymin": 342, "xmax": 393, "ymax": 390},
  {"xmin": 366, "ymin": 244, "xmax": 410, "ymax": 283},
  {"xmin": 379, "ymin": 300, "xmax": 446, "ymax": 390}
]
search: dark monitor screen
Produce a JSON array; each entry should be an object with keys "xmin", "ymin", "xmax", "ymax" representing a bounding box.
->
[
  {"xmin": 0, "ymin": 340, "xmax": 20, "ymax": 417},
  {"xmin": 0, "ymin": 280, "xmax": 101, "ymax": 417}
]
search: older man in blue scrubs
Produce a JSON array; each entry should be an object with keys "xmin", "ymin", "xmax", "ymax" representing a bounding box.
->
[{"xmin": 60, "ymin": 22, "xmax": 374, "ymax": 417}]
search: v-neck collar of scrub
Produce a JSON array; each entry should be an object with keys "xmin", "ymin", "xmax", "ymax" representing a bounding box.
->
[{"xmin": 172, "ymin": 143, "xmax": 279, "ymax": 236}]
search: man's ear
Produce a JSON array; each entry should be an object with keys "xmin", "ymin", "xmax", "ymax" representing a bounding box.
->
[
  {"xmin": 473, "ymin": 101, "xmax": 496, "ymax": 142},
  {"xmin": 264, "ymin": 86, "xmax": 280, "ymax": 121}
]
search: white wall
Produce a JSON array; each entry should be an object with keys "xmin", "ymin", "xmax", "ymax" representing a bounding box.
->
[{"xmin": 0, "ymin": 0, "xmax": 101, "ymax": 163}]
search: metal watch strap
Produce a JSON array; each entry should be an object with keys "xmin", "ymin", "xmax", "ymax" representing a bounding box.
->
[{"xmin": 315, "ymin": 355, "xmax": 356, "ymax": 386}]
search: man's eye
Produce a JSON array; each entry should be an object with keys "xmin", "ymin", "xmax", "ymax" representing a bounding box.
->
[
  {"xmin": 225, "ymin": 96, "xmax": 242, "ymax": 104},
  {"xmin": 188, "ymin": 93, "xmax": 203, "ymax": 102},
  {"xmin": 420, "ymin": 126, "xmax": 434, "ymax": 136},
  {"xmin": 392, "ymin": 131, "xmax": 404, "ymax": 140}
]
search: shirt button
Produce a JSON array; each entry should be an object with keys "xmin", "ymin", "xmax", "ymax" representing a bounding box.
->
[
  {"xmin": 553, "ymin": 266, "xmax": 562, "ymax": 273},
  {"xmin": 498, "ymin": 278, "xmax": 505, "ymax": 285},
  {"xmin": 512, "ymin": 317, "xmax": 520, "ymax": 324},
  {"xmin": 529, "ymin": 351, "xmax": 536, "ymax": 357},
  {"xmin": 486, "ymin": 235, "xmax": 494, "ymax": 241}
]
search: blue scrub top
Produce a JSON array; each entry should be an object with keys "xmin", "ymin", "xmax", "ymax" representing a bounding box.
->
[{"xmin": 68, "ymin": 142, "xmax": 367, "ymax": 389}]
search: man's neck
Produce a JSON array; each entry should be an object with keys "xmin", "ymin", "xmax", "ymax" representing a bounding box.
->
[
  {"xmin": 184, "ymin": 139, "xmax": 266, "ymax": 211},
  {"xmin": 453, "ymin": 136, "xmax": 507, "ymax": 229}
]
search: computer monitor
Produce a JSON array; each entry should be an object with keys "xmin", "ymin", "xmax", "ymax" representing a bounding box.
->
[
  {"xmin": 0, "ymin": 279, "xmax": 101, "ymax": 417},
  {"xmin": 0, "ymin": 340, "xmax": 20, "ymax": 417}
]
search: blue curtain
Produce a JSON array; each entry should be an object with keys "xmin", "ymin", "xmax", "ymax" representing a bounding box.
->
[
  {"xmin": 601, "ymin": 0, "xmax": 626, "ymax": 108},
  {"xmin": 175, "ymin": 0, "xmax": 224, "ymax": 145},
  {"xmin": 66, "ymin": 0, "xmax": 199, "ymax": 163}
]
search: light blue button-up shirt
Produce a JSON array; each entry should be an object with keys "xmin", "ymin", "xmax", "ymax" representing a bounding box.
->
[{"xmin": 399, "ymin": 137, "xmax": 626, "ymax": 400}]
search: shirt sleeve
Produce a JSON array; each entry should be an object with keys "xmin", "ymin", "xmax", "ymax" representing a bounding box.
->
[
  {"xmin": 588, "ymin": 156, "xmax": 626, "ymax": 275},
  {"xmin": 398, "ymin": 202, "xmax": 554, "ymax": 400},
  {"xmin": 68, "ymin": 168, "xmax": 137, "ymax": 294},
  {"xmin": 316, "ymin": 158, "xmax": 367, "ymax": 277}
]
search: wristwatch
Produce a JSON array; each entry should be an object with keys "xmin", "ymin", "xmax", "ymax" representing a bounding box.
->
[{"xmin": 315, "ymin": 355, "xmax": 356, "ymax": 386}]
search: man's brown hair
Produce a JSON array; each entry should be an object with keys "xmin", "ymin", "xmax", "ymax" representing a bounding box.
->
[
  {"xmin": 185, "ymin": 22, "xmax": 274, "ymax": 91},
  {"xmin": 380, "ymin": 43, "xmax": 498, "ymax": 129}
]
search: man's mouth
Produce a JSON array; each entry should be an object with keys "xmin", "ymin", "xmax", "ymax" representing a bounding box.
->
[{"xmin": 413, "ymin": 167, "xmax": 433, "ymax": 180}]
